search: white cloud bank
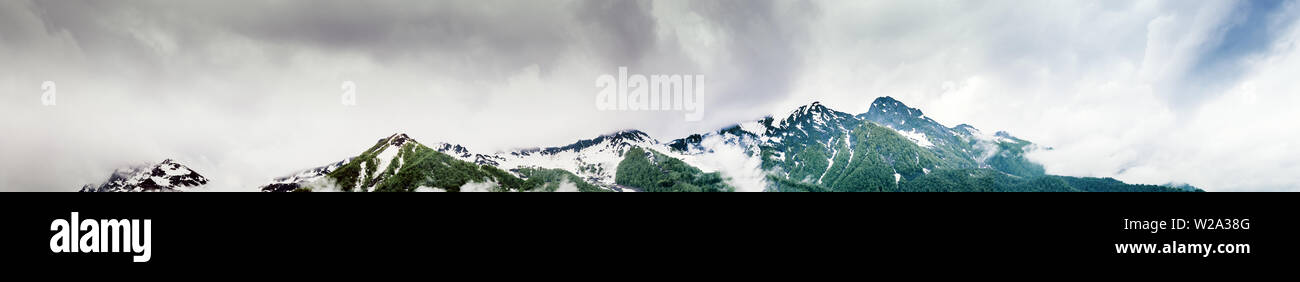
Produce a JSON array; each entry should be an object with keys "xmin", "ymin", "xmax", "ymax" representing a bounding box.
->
[{"xmin": 783, "ymin": 0, "xmax": 1300, "ymax": 191}]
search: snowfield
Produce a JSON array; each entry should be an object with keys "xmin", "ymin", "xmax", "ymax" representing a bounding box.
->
[{"xmin": 897, "ymin": 129, "xmax": 935, "ymax": 148}]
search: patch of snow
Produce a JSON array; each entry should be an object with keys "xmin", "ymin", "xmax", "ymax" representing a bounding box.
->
[
  {"xmin": 374, "ymin": 144, "xmax": 400, "ymax": 176},
  {"xmin": 845, "ymin": 134, "xmax": 855, "ymax": 165},
  {"xmin": 816, "ymin": 137, "xmax": 839, "ymax": 184},
  {"xmin": 162, "ymin": 165, "xmax": 190, "ymax": 176},
  {"xmin": 738, "ymin": 120, "xmax": 766, "ymax": 136},
  {"xmin": 150, "ymin": 176, "xmax": 171, "ymax": 187},
  {"xmin": 897, "ymin": 130, "xmax": 935, "ymax": 148},
  {"xmin": 489, "ymin": 134, "xmax": 661, "ymax": 188},
  {"xmin": 354, "ymin": 165, "xmax": 365, "ymax": 191},
  {"xmin": 812, "ymin": 114, "xmax": 828, "ymax": 127}
]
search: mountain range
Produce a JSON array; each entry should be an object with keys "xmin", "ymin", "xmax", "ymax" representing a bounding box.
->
[{"xmin": 79, "ymin": 97, "xmax": 1200, "ymax": 192}]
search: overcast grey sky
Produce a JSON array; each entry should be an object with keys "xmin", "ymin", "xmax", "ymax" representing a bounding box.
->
[{"xmin": 1, "ymin": 0, "xmax": 1298, "ymax": 191}]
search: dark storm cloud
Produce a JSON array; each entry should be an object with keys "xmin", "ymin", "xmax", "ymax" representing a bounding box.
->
[
  {"xmin": 691, "ymin": 0, "xmax": 818, "ymax": 110},
  {"xmin": 12, "ymin": 0, "xmax": 818, "ymax": 105},
  {"xmin": 207, "ymin": 0, "xmax": 585, "ymax": 76},
  {"xmin": 14, "ymin": 0, "xmax": 674, "ymax": 82},
  {"xmin": 576, "ymin": 0, "xmax": 658, "ymax": 65},
  {"xmin": 18, "ymin": 1, "xmax": 171, "ymax": 75},
  {"xmin": 0, "ymin": 1, "xmax": 41, "ymax": 45}
]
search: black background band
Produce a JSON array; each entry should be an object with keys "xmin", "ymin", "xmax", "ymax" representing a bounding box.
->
[{"xmin": 1, "ymin": 192, "xmax": 1293, "ymax": 273}]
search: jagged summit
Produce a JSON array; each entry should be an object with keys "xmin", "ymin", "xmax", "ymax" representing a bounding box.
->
[
  {"xmin": 477, "ymin": 129, "xmax": 662, "ymax": 186},
  {"xmin": 262, "ymin": 133, "xmax": 444, "ymax": 192},
  {"xmin": 871, "ymin": 96, "xmax": 902, "ymax": 104},
  {"xmin": 787, "ymin": 101, "xmax": 830, "ymax": 118},
  {"xmin": 377, "ymin": 133, "xmax": 480, "ymax": 162},
  {"xmin": 430, "ymin": 142, "xmax": 473, "ymax": 159},
  {"xmin": 261, "ymin": 157, "xmax": 351, "ymax": 192},
  {"xmin": 867, "ymin": 96, "xmax": 924, "ymax": 118},
  {"xmin": 606, "ymin": 129, "xmax": 652, "ymax": 143},
  {"xmin": 859, "ymin": 96, "xmax": 947, "ymax": 136},
  {"xmin": 534, "ymin": 129, "xmax": 655, "ymax": 155},
  {"xmin": 780, "ymin": 101, "xmax": 856, "ymax": 130},
  {"xmin": 386, "ymin": 133, "xmax": 413, "ymax": 147},
  {"xmin": 81, "ymin": 159, "xmax": 209, "ymax": 192}
]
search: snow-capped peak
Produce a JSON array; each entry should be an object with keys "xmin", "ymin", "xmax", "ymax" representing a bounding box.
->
[
  {"xmin": 604, "ymin": 130, "xmax": 653, "ymax": 144},
  {"xmin": 785, "ymin": 101, "xmax": 827, "ymax": 120},
  {"xmin": 480, "ymin": 130, "xmax": 662, "ymax": 187},
  {"xmin": 868, "ymin": 96, "xmax": 924, "ymax": 118},
  {"xmin": 81, "ymin": 159, "xmax": 209, "ymax": 192},
  {"xmin": 387, "ymin": 133, "xmax": 413, "ymax": 147},
  {"xmin": 952, "ymin": 124, "xmax": 981, "ymax": 136},
  {"xmin": 778, "ymin": 101, "xmax": 857, "ymax": 131},
  {"xmin": 429, "ymin": 142, "xmax": 472, "ymax": 159},
  {"xmin": 530, "ymin": 129, "xmax": 656, "ymax": 155}
]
